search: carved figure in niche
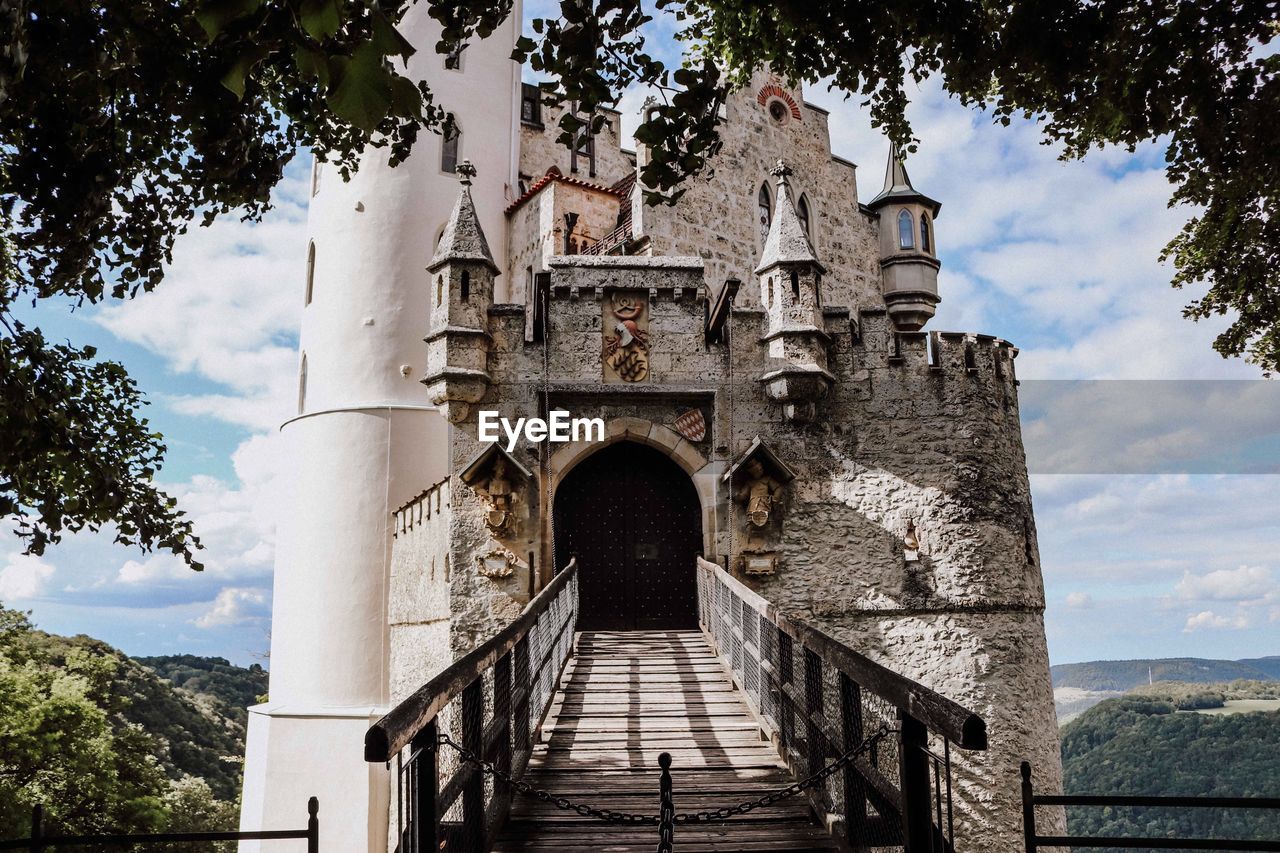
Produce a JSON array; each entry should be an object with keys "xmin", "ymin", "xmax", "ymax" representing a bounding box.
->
[
  {"xmin": 479, "ymin": 457, "xmax": 516, "ymax": 535},
  {"xmin": 736, "ymin": 458, "xmax": 784, "ymax": 528},
  {"xmin": 603, "ymin": 291, "xmax": 650, "ymax": 382}
]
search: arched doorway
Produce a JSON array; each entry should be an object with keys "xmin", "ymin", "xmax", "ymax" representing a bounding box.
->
[{"xmin": 554, "ymin": 442, "xmax": 702, "ymax": 630}]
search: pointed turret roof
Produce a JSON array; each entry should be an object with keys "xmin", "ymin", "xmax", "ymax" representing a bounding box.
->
[
  {"xmin": 865, "ymin": 144, "xmax": 941, "ymax": 215},
  {"xmin": 754, "ymin": 160, "xmax": 825, "ymax": 274},
  {"xmin": 428, "ymin": 161, "xmax": 500, "ymax": 274}
]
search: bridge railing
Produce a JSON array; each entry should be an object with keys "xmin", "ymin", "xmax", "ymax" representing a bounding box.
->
[
  {"xmin": 365, "ymin": 559, "xmax": 579, "ymax": 853},
  {"xmin": 696, "ymin": 557, "xmax": 987, "ymax": 852},
  {"xmin": 1021, "ymin": 761, "xmax": 1280, "ymax": 851}
]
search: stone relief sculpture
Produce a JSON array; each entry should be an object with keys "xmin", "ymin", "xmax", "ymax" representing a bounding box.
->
[
  {"xmin": 478, "ymin": 457, "xmax": 516, "ymax": 536},
  {"xmin": 737, "ymin": 458, "xmax": 785, "ymax": 528},
  {"xmin": 603, "ymin": 291, "xmax": 650, "ymax": 382},
  {"xmin": 459, "ymin": 444, "xmax": 533, "ymax": 541}
]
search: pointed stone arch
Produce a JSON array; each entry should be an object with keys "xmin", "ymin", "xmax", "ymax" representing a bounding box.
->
[{"xmin": 547, "ymin": 417, "xmax": 720, "ymax": 561}]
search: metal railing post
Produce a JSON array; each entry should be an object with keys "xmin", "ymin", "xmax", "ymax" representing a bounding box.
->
[
  {"xmin": 28, "ymin": 805, "xmax": 42, "ymax": 853},
  {"xmin": 898, "ymin": 711, "xmax": 934, "ymax": 853},
  {"xmin": 656, "ymin": 752, "xmax": 674, "ymax": 853},
  {"xmin": 461, "ymin": 680, "xmax": 485, "ymax": 853},
  {"xmin": 1020, "ymin": 761, "xmax": 1037, "ymax": 853},
  {"xmin": 412, "ymin": 720, "xmax": 440, "ymax": 853},
  {"xmin": 839, "ymin": 673, "xmax": 870, "ymax": 844},
  {"xmin": 306, "ymin": 796, "xmax": 319, "ymax": 853}
]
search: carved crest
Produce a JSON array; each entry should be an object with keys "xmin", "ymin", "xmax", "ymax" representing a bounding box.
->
[
  {"xmin": 672, "ymin": 408, "xmax": 707, "ymax": 443},
  {"xmin": 477, "ymin": 546, "xmax": 519, "ymax": 579},
  {"xmin": 603, "ymin": 291, "xmax": 650, "ymax": 382}
]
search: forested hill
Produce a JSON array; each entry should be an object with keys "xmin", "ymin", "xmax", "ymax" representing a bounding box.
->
[
  {"xmin": 0, "ymin": 604, "xmax": 263, "ymax": 839},
  {"xmin": 1053, "ymin": 656, "xmax": 1280, "ymax": 692},
  {"xmin": 1060, "ymin": 690, "xmax": 1280, "ymax": 842},
  {"xmin": 135, "ymin": 654, "xmax": 267, "ymax": 727}
]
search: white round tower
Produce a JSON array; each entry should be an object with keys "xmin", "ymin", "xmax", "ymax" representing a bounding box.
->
[{"xmin": 238, "ymin": 6, "xmax": 521, "ymax": 850}]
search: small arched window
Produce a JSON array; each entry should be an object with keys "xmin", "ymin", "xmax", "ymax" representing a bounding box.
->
[
  {"xmin": 797, "ymin": 195, "xmax": 811, "ymax": 237},
  {"xmin": 920, "ymin": 213, "xmax": 932, "ymax": 253},
  {"xmin": 757, "ymin": 183, "xmax": 772, "ymax": 246},
  {"xmin": 436, "ymin": 275, "xmax": 443, "ymax": 307},
  {"xmin": 460, "ymin": 270, "xmax": 470, "ymax": 301},
  {"xmin": 441, "ymin": 118, "xmax": 460, "ymax": 174},
  {"xmin": 897, "ymin": 209, "xmax": 915, "ymax": 250},
  {"xmin": 790, "ymin": 270, "xmax": 800, "ymax": 299},
  {"xmin": 304, "ymin": 241, "xmax": 316, "ymax": 305},
  {"xmin": 297, "ymin": 353, "xmax": 308, "ymax": 414}
]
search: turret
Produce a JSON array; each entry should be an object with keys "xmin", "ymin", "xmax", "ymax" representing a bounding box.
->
[
  {"xmin": 755, "ymin": 160, "xmax": 834, "ymax": 424},
  {"xmin": 423, "ymin": 161, "xmax": 497, "ymax": 422},
  {"xmin": 866, "ymin": 146, "xmax": 941, "ymax": 331}
]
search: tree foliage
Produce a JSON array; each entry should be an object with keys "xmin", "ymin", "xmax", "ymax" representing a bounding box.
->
[
  {"xmin": 1061, "ymin": 693, "xmax": 1280, "ymax": 845},
  {"xmin": 0, "ymin": 603, "xmax": 257, "ymax": 840},
  {"xmin": 2, "ymin": 0, "xmax": 1277, "ymax": 567}
]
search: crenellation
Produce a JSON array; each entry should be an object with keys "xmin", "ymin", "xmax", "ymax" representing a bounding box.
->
[{"xmin": 375, "ymin": 63, "xmax": 1058, "ymax": 853}]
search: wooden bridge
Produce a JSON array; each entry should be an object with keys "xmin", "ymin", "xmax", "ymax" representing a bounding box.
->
[{"xmin": 365, "ymin": 558, "xmax": 989, "ymax": 853}]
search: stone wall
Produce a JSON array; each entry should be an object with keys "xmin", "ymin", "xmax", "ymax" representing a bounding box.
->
[
  {"xmin": 632, "ymin": 69, "xmax": 883, "ymax": 312},
  {"xmin": 394, "ymin": 253, "xmax": 1063, "ymax": 850},
  {"xmin": 519, "ymin": 104, "xmax": 634, "ymax": 189},
  {"xmin": 387, "ymin": 479, "xmax": 452, "ymax": 703}
]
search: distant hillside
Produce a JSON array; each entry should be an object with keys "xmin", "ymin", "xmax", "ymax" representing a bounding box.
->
[
  {"xmin": 1061, "ymin": 689, "xmax": 1280, "ymax": 843},
  {"xmin": 1052, "ymin": 656, "xmax": 1280, "ymax": 692},
  {"xmin": 1, "ymin": 604, "xmax": 258, "ymax": 838},
  {"xmin": 135, "ymin": 654, "xmax": 267, "ymax": 727}
]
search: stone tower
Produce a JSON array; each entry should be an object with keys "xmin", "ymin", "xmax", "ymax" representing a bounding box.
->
[
  {"xmin": 866, "ymin": 146, "xmax": 942, "ymax": 330},
  {"xmin": 423, "ymin": 161, "xmax": 499, "ymax": 423},
  {"xmin": 755, "ymin": 160, "xmax": 834, "ymax": 424},
  {"xmin": 236, "ymin": 6, "xmax": 522, "ymax": 850}
]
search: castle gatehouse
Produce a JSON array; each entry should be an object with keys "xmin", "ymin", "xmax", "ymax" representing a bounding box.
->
[{"xmin": 237, "ymin": 13, "xmax": 1063, "ymax": 847}]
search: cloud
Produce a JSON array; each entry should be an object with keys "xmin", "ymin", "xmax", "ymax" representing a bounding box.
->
[
  {"xmin": 1065, "ymin": 592, "xmax": 1095, "ymax": 609},
  {"xmin": 1175, "ymin": 565, "xmax": 1275, "ymax": 603},
  {"xmin": 0, "ymin": 554, "xmax": 56, "ymax": 601},
  {"xmin": 1020, "ymin": 381, "xmax": 1280, "ymax": 474},
  {"xmin": 93, "ymin": 160, "xmax": 308, "ymax": 433},
  {"xmin": 1183, "ymin": 610, "xmax": 1251, "ymax": 633},
  {"xmin": 193, "ymin": 586, "xmax": 269, "ymax": 629}
]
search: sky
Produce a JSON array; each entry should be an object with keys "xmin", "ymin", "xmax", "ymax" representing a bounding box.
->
[{"xmin": 2, "ymin": 6, "xmax": 1277, "ymax": 669}]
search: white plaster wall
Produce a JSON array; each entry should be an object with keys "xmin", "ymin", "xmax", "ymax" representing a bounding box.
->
[{"xmin": 242, "ymin": 3, "xmax": 519, "ymax": 848}]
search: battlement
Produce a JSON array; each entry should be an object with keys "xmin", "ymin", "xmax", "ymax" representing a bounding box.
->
[{"xmin": 393, "ymin": 478, "xmax": 449, "ymax": 537}]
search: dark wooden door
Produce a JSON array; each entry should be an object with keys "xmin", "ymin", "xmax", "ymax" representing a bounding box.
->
[{"xmin": 554, "ymin": 442, "xmax": 702, "ymax": 630}]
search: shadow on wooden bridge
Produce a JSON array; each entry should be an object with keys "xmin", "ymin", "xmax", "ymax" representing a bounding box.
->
[{"xmin": 364, "ymin": 558, "xmax": 988, "ymax": 853}]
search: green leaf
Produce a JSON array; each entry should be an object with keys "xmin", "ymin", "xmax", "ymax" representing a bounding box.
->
[
  {"xmin": 371, "ymin": 11, "xmax": 416, "ymax": 61},
  {"xmin": 220, "ymin": 44, "xmax": 269, "ymax": 99},
  {"xmin": 195, "ymin": 0, "xmax": 263, "ymax": 40},
  {"xmin": 389, "ymin": 75, "xmax": 423, "ymax": 117},
  {"xmin": 327, "ymin": 42, "xmax": 394, "ymax": 131},
  {"xmin": 299, "ymin": 0, "xmax": 341, "ymax": 41},
  {"xmin": 294, "ymin": 43, "xmax": 331, "ymax": 88}
]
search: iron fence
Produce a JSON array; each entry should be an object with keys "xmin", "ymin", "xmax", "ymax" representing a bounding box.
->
[
  {"xmin": 1021, "ymin": 761, "xmax": 1280, "ymax": 851},
  {"xmin": 696, "ymin": 557, "xmax": 987, "ymax": 852},
  {"xmin": 0, "ymin": 799, "xmax": 317, "ymax": 852},
  {"xmin": 365, "ymin": 559, "xmax": 579, "ymax": 853}
]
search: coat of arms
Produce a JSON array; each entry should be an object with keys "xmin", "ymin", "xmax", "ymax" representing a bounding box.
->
[
  {"xmin": 603, "ymin": 291, "xmax": 650, "ymax": 382},
  {"xmin": 672, "ymin": 408, "xmax": 707, "ymax": 442}
]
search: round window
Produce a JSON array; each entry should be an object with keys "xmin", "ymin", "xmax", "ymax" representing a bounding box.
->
[{"xmin": 768, "ymin": 100, "xmax": 788, "ymax": 124}]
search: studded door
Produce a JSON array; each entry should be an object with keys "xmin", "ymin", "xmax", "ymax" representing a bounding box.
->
[{"xmin": 554, "ymin": 442, "xmax": 702, "ymax": 630}]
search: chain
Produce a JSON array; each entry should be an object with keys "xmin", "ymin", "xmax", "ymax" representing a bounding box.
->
[{"xmin": 435, "ymin": 723, "xmax": 892, "ymax": 825}]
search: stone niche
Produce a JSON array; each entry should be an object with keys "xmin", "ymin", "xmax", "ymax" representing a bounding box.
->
[
  {"xmin": 459, "ymin": 443, "xmax": 533, "ymax": 541},
  {"xmin": 721, "ymin": 436, "xmax": 796, "ymax": 575}
]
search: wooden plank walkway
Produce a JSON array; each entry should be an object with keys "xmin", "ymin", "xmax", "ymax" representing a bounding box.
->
[{"xmin": 494, "ymin": 630, "xmax": 839, "ymax": 852}]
